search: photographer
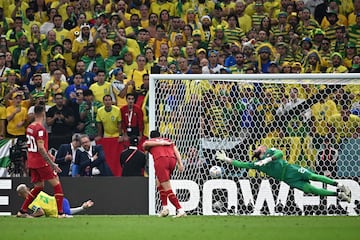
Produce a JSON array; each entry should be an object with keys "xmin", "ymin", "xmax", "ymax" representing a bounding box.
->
[{"xmin": 46, "ymin": 93, "xmax": 74, "ymax": 150}]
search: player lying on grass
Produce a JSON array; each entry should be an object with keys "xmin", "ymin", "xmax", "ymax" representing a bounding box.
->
[
  {"xmin": 16, "ymin": 184, "xmax": 94, "ymax": 217},
  {"xmin": 216, "ymin": 145, "xmax": 351, "ymax": 203}
]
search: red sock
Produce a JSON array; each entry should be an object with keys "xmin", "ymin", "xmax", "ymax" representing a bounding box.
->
[
  {"xmin": 165, "ymin": 189, "xmax": 182, "ymax": 210},
  {"xmin": 21, "ymin": 186, "xmax": 43, "ymax": 212},
  {"xmin": 157, "ymin": 186, "xmax": 167, "ymax": 206},
  {"xmin": 54, "ymin": 184, "xmax": 64, "ymax": 214}
]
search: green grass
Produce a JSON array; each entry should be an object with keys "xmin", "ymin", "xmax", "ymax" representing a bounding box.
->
[{"xmin": 1, "ymin": 215, "xmax": 360, "ymax": 240}]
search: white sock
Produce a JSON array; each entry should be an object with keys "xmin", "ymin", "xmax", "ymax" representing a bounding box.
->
[
  {"xmin": 162, "ymin": 205, "xmax": 168, "ymax": 210},
  {"xmin": 177, "ymin": 208, "xmax": 184, "ymax": 214}
]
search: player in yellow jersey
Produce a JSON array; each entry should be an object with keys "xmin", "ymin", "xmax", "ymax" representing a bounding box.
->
[{"xmin": 16, "ymin": 184, "xmax": 94, "ymax": 217}]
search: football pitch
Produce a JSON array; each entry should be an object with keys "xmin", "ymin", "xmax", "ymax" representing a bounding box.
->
[{"xmin": 1, "ymin": 215, "xmax": 359, "ymax": 240}]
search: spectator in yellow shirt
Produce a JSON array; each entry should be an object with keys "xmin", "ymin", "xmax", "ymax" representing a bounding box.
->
[
  {"xmin": 110, "ymin": 67, "xmax": 134, "ymax": 109},
  {"xmin": 72, "ymin": 22, "xmax": 93, "ymax": 61},
  {"xmin": 90, "ymin": 70, "xmax": 111, "ymax": 103},
  {"xmin": 128, "ymin": 55, "xmax": 149, "ymax": 91},
  {"xmin": 328, "ymin": 105, "xmax": 360, "ymax": 143},
  {"xmin": 6, "ymin": 91, "xmax": 28, "ymax": 138},
  {"xmin": 45, "ymin": 68, "xmax": 69, "ymax": 105},
  {"xmin": 96, "ymin": 94, "xmax": 121, "ymax": 140},
  {"xmin": 53, "ymin": 14, "xmax": 70, "ymax": 44},
  {"xmin": 94, "ymin": 26, "xmax": 114, "ymax": 59},
  {"xmin": 326, "ymin": 52, "xmax": 349, "ymax": 73}
]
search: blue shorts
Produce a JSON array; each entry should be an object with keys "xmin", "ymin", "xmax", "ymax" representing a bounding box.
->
[{"xmin": 63, "ymin": 198, "xmax": 71, "ymax": 215}]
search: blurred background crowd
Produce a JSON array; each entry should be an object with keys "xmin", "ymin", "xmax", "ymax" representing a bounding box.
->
[{"xmin": 0, "ymin": 0, "xmax": 359, "ymax": 177}]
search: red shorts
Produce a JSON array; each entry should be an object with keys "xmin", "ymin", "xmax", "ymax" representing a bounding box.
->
[
  {"xmin": 30, "ymin": 165, "xmax": 57, "ymax": 183},
  {"xmin": 154, "ymin": 156, "xmax": 176, "ymax": 183}
]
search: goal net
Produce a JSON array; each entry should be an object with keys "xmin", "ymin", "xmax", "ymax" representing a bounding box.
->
[{"xmin": 148, "ymin": 74, "xmax": 360, "ymax": 216}]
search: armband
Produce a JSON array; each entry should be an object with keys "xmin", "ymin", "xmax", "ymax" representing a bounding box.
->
[{"xmin": 31, "ymin": 205, "xmax": 40, "ymax": 213}]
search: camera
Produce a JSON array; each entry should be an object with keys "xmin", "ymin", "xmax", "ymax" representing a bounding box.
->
[
  {"xmin": 86, "ymin": 101, "xmax": 92, "ymax": 110},
  {"xmin": 8, "ymin": 137, "xmax": 28, "ymax": 177}
]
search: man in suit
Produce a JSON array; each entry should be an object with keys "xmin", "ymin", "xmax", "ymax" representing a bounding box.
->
[
  {"xmin": 74, "ymin": 134, "xmax": 113, "ymax": 176},
  {"xmin": 120, "ymin": 135, "xmax": 147, "ymax": 176},
  {"xmin": 55, "ymin": 133, "xmax": 82, "ymax": 177}
]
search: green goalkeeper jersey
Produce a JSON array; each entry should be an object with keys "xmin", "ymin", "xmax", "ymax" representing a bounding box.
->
[
  {"xmin": 231, "ymin": 148, "xmax": 339, "ymax": 196},
  {"xmin": 232, "ymin": 148, "xmax": 289, "ymax": 181}
]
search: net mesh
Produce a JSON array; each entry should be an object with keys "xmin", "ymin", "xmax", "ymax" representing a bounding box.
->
[{"xmin": 150, "ymin": 74, "xmax": 360, "ymax": 216}]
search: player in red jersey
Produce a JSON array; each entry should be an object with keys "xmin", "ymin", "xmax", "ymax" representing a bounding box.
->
[
  {"xmin": 17, "ymin": 105, "xmax": 66, "ymax": 218},
  {"xmin": 143, "ymin": 130, "xmax": 186, "ymax": 218}
]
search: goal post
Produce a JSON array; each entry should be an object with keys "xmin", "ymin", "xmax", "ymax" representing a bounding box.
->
[{"xmin": 148, "ymin": 73, "xmax": 360, "ymax": 216}]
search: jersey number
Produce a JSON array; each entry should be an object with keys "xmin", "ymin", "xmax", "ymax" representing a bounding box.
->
[{"xmin": 27, "ymin": 135, "xmax": 37, "ymax": 152}]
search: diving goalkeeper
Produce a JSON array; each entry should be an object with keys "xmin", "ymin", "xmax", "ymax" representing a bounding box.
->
[{"xmin": 216, "ymin": 146, "xmax": 351, "ymax": 203}]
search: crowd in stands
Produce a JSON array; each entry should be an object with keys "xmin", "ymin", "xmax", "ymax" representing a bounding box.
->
[{"xmin": 0, "ymin": 0, "xmax": 359, "ymax": 177}]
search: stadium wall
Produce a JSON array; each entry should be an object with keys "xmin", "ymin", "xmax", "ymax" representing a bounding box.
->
[{"xmin": 0, "ymin": 177, "xmax": 149, "ymax": 215}]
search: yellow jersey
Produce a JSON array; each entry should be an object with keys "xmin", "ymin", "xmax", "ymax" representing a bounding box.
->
[
  {"xmin": 96, "ymin": 105, "xmax": 121, "ymax": 137},
  {"xmin": 89, "ymin": 82, "xmax": 112, "ymax": 103},
  {"xmin": 6, "ymin": 105, "xmax": 27, "ymax": 136},
  {"xmin": 29, "ymin": 191, "xmax": 58, "ymax": 217}
]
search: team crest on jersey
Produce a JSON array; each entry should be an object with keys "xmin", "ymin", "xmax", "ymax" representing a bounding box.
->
[
  {"xmin": 39, "ymin": 130, "xmax": 44, "ymax": 137},
  {"xmin": 111, "ymin": 116, "xmax": 115, "ymax": 121}
]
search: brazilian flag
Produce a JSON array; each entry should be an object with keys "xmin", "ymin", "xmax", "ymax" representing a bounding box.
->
[{"xmin": 0, "ymin": 139, "xmax": 15, "ymax": 177}]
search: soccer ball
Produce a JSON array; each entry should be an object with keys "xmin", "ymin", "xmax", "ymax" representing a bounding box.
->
[
  {"xmin": 213, "ymin": 201, "xmax": 223, "ymax": 211},
  {"xmin": 209, "ymin": 166, "xmax": 223, "ymax": 178}
]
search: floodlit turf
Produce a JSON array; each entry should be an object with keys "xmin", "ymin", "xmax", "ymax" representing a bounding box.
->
[{"xmin": 1, "ymin": 215, "xmax": 359, "ymax": 240}]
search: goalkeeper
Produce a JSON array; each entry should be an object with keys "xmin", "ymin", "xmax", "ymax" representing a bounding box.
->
[{"xmin": 216, "ymin": 146, "xmax": 351, "ymax": 203}]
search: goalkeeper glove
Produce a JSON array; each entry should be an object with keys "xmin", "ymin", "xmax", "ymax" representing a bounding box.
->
[
  {"xmin": 215, "ymin": 150, "xmax": 232, "ymax": 164},
  {"xmin": 254, "ymin": 157, "xmax": 272, "ymax": 166}
]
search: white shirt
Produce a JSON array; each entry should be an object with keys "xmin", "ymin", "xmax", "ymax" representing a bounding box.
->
[
  {"xmin": 209, "ymin": 63, "xmax": 224, "ymax": 74},
  {"xmin": 85, "ymin": 145, "xmax": 94, "ymax": 161},
  {"xmin": 68, "ymin": 143, "xmax": 78, "ymax": 176},
  {"xmin": 304, "ymin": 0, "xmax": 324, "ymax": 16},
  {"xmin": 40, "ymin": 22, "xmax": 55, "ymax": 35},
  {"xmin": 40, "ymin": 73, "xmax": 67, "ymax": 89}
]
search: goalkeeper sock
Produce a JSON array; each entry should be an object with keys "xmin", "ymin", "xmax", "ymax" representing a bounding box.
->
[
  {"xmin": 21, "ymin": 186, "xmax": 43, "ymax": 212},
  {"xmin": 166, "ymin": 189, "xmax": 182, "ymax": 210},
  {"xmin": 308, "ymin": 172, "xmax": 337, "ymax": 186},
  {"xmin": 54, "ymin": 184, "xmax": 64, "ymax": 214},
  {"xmin": 303, "ymin": 183, "xmax": 337, "ymax": 196},
  {"xmin": 157, "ymin": 186, "xmax": 168, "ymax": 206}
]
